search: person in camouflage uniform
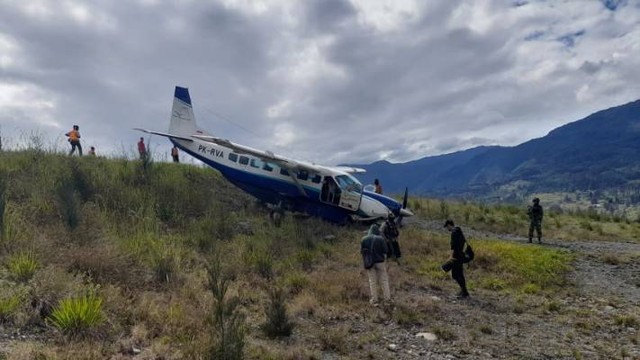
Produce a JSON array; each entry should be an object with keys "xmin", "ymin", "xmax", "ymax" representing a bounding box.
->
[{"xmin": 528, "ymin": 198, "xmax": 544, "ymax": 243}]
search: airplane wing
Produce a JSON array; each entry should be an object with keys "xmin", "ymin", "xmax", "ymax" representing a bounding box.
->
[
  {"xmin": 192, "ymin": 135, "xmax": 319, "ymax": 173},
  {"xmin": 329, "ymin": 166, "xmax": 367, "ymax": 174},
  {"xmin": 134, "ymin": 128, "xmax": 194, "ymax": 142}
]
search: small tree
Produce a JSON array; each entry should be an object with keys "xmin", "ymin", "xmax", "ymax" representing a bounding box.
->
[
  {"xmin": 207, "ymin": 256, "xmax": 245, "ymax": 360},
  {"xmin": 261, "ymin": 286, "xmax": 294, "ymax": 338}
]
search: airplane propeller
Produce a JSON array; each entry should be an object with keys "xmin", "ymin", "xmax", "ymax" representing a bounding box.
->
[{"xmin": 396, "ymin": 187, "xmax": 409, "ymax": 227}]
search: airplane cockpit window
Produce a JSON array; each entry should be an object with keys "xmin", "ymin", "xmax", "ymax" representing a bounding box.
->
[
  {"xmin": 239, "ymin": 156, "xmax": 249, "ymax": 165},
  {"xmin": 335, "ymin": 175, "xmax": 363, "ymax": 193},
  {"xmin": 263, "ymin": 162, "xmax": 274, "ymax": 172},
  {"xmin": 280, "ymin": 168, "xmax": 289, "ymax": 176},
  {"xmin": 228, "ymin": 153, "xmax": 238, "ymax": 162},
  {"xmin": 297, "ymin": 170, "xmax": 309, "ymax": 181},
  {"xmin": 311, "ymin": 174, "xmax": 321, "ymax": 184}
]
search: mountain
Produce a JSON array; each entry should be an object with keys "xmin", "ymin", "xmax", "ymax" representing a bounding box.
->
[{"xmin": 351, "ymin": 99, "xmax": 640, "ymax": 198}]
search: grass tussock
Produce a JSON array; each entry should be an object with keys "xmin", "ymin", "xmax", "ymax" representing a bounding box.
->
[
  {"xmin": 6, "ymin": 251, "xmax": 38, "ymax": 282},
  {"xmin": 48, "ymin": 291, "xmax": 105, "ymax": 337}
]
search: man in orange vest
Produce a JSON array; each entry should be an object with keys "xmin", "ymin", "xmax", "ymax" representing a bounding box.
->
[{"xmin": 65, "ymin": 125, "xmax": 82, "ymax": 156}]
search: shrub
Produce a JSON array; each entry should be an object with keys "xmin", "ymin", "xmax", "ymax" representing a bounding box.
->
[
  {"xmin": 48, "ymin": 292, "xmax": 106, "ymax": 336},
  {"xmin": 296, "ymin": 249, "xmax": 314, "ymax": 272},
  {"xmin": 614, "ymin": 315, "xmax": 638, "ymax": 327},
  {"xmin": 318, "ymin": 326, "xmax": 348, "ymax": 354},
  {"xmin": 432, "ymin": 325, "xmax": 456, "ymax": 341},
  {"xmin": 56, "ymin": 179, "xmax": 80, "ymax": 230},
  {"xmin": 149, "ymin": 242, "xmax": 178, "ymax": 284},
  {"xmin": 261, "ymin": 287, "xmax": 294, "ymax": 338},
  {"xmin": 7, "ymin": 251, "xmax": 38, "ymax": 282},
  {"xmin": 284, "ymin": 272, "xmax": 310, "ymax": 295}
]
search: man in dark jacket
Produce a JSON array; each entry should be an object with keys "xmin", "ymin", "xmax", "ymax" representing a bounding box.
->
[
  {"xmin": 444, "ymin": 219, "xmax": 469, "ymax": 299},
  {"xmin": 528, "ymin": 197, "xmax": 544, "ymax": 243},
  {"xmin": 360, "ymin": 223, "xmax": 390, "ymax": 305}
]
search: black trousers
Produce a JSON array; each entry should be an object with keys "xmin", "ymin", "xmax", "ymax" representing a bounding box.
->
[
  {"xmin": 451, "ymin": 261, "xmax": 467, "ymax": 294},
  {"xmin": 69, "ymin": 141, "xmax": 82, "ymax": 156}
]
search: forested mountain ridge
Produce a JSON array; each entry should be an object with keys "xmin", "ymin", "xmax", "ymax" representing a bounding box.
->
[{"xmin": 353, "ymin": 99, "xmax": 640, "ymax": 200}]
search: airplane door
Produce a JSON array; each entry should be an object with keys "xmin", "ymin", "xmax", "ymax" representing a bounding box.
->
[{"xmin": 333, "ymin": 175, "xmax": 362, "ymax": 212}]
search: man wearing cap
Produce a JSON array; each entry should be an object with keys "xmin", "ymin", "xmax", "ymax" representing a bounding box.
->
[
  {"xmin": 444, "ymin": 219, "xmax": 469, "ymax": 299},
  {"xmin": 527, "ymin": 198, "xmax": 544, "ymax": 243}
]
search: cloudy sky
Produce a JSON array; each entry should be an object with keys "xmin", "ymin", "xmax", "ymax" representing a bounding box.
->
[{"xmin": 0, "ymin": 0, "xmax": 639, "ymax": 164}]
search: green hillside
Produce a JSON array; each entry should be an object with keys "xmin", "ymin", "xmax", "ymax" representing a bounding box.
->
[{"xmin": 0, "ymin": 150, "xmax": 638, "ymax": 359}]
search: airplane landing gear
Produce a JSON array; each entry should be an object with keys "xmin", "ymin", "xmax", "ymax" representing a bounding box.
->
[{"xmin": 269, "ymin": 202, "xmax": 285, "ymax": 227}]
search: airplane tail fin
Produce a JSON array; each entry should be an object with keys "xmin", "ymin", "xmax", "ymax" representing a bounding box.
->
[{"xmin": 169, "ymin": 86, "xmax": 206, "ymax": 137}]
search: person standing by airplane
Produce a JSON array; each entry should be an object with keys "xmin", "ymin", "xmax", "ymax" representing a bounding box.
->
[
  {"xmin": 380, "ymin": 213, "xmax": 401, "ymax": 264},
  {"xmin": 65, "ymin": 125, "xmax": 82, "ymax": 156},
  {"xmin": 137, "ymin": 137, "xmax": 147, "ymax": 160},
  {"xmin": 360, "ymin": 223, "xmax": 391, "ymax": 306},
  {"xmin": 374, "ymin": 178, "xmax": 383, "ymax": 194},
  {"xmin": 528, "ymin": 197, "xmax": 544, "ymax": 243},
  {"xmin": 443, "ymin": 219, "xmax": 469, "ymax": 299},
  {"xmin": 171, "ymin": 146, "xmax": 180, "ymax": 163},
  {"xmin": 88, "ymin": 146, "xmax": 96, "ymax": 156}
]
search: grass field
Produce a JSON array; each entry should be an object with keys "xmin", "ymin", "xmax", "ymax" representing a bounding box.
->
[{"xmin": 0, "ymin": 149, "xmax": 637, "ymax": 359}]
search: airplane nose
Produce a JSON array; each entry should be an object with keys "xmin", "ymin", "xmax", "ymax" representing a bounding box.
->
[{"xmin": 399, "ymin": 208, "xmax": 414, "ymax": 217}]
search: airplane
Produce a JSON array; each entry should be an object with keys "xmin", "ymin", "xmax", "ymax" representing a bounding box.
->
[{"xmin": 136, "ymin": 86, "xmax": 414, "ymax": 225}]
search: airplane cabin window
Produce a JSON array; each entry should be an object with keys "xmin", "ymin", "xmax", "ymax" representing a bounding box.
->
[
  {"xmin": 250, "ymin": 159, "xmax": 262, "ymax": 168},
  {"xmin": 311, "ymin": 174, "xmax": 321, "ymax": 183},
  {"xmin": 263, "ymin": 163, "xmax": 274, "ymax": 172},
  {"xmin": 239, "ymin": 156, "xmax": 249, "ymax": 165},
  {"xmin": 228, "ymin": 153, "xmax": 238, "ymax": 162},
  {"xmin": 297, "ymin": 170, "xmax": 309, "ymax": 181},
  {"xmin": 280, "ymin": 168, "xmax": 289, "ymax": 176}
]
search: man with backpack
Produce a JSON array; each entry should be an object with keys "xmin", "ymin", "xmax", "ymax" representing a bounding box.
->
[
  {"xmin": 360, "ymin": 223, "xmax": 391, "ymax": 306},
  {"xmin": 380, "ymin": 213, "xmax": 401, "ymax": 264},
  {"xmin": 444, "ymin": 219, "xmax": 470, "ymax": 299}
]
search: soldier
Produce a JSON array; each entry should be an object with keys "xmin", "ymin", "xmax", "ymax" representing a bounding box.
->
[{"xmin": 528, "ymin": 197, "xmax": 544, "ymax": 243}]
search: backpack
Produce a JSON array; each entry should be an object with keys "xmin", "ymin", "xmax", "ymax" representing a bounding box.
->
[
  {"xmin": 463, "ymin": 243, "xmax": 474, "ymax": 263},
  {"xmin": 361, "ymin": 244, "xmax": 374, "ymax": 269}
]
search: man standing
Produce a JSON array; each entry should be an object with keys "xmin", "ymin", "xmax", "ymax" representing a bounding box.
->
[
  {"xmin": 528, "ymin": 197, "xmax": 544, "ymax": 243},
  {"xmin": 171, "ymin": 146, "xmax": 179, "ymax": 163},
  {"xmin": 65, "ymin": 125, "xmax": 82, "ymax": 156},
  {"xmin": 360, "ymin": 223, "xmax": 391, "ymax": 306},
  {"xmin": 137, "ymin": 137, "xmax": 147, "ymax": 160},
  {"xmin": 444, "ymin": 219, "xmax": 469, "ymax": 299},
  {"xmin": 374, "ymin": 178, "xmax": 383, "ymax": 194}
]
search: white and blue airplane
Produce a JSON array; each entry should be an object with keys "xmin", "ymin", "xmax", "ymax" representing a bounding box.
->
[{"xmin": 137, "ymin": 86, "xmax": 413, "ymax": 224}]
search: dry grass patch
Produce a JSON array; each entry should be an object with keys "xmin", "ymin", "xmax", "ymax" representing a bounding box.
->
[{"xmin": 289, "ymin": 291, "xmax": 319, "ymax": 318}]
